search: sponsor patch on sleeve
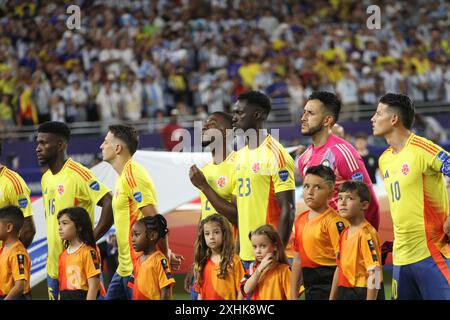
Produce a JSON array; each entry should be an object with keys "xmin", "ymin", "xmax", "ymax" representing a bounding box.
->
[
  {"xmin": 89, "ymin": 181, "xmax": 100, "ymax": 191},
  {"xmin": 437, "ymin": 151, "xmax": 448, "ymax": 162},
  {"xmin": 351, "ymin": 172, "xmax": 364, "ymax": 181},
  {"xmin": 441, "ymin": 158, "xmax": 450, "ymax": 176},
  {"xmin": 133, "ymin": 191, "xmax": 143, "ymax": 203},
  {"xmin": 18, "ymin": 198, "xmax": 28, "ymax": 208},
  {"xmin": 17, "ymin": 254, "xmax": 25, "ymax": 275},
  {"xmin": 278, "ymin": 170, "xmax": 289, "ymax": 182}
]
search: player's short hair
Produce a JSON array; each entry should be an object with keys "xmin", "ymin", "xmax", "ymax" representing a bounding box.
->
[
  {"xmin": 238, "ymin": 91, "xmax": 272, "ymax": 116},
  {"xmin": 37, "ymin": 121, "xmax": 71, "ymax": 142},
  {"xmin": 211, "ymin": 112, "xmax": 233, "ymax": 128},
  {"xmin": 108, "ymin": 124, "xmax": 139, "ymax": 155},
  {"xmin": 305, "ymin": 165, "xmax": 336, "ymax": 185},
  {"xmin": 379, "ymin": 93, "xmax": 415, "ymax": 130},
  {"xmin": 0, "ymin": 205, "xmax": 24, "ymax": 233},
  {"xmin": 308, "ymin": 91, "xmax": 341, "ymax": 124},
  {"xmin": 338, "ymin": 180, "xmax": 371, "ymax": 203}
]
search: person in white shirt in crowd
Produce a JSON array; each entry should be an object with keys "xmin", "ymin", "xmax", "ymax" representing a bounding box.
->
[
  {"xmin": 99, "ymin": 38, "xmax": 122, "ymax": 78},
  {"xmin": 65, "ymin": 79, "xmax": 88, "ymax": 122},
  {"xmin": 287, "ymin": 73, "xmax": 305, "ymax": 122},
  {"xmin": 358, "ymin": 66, "xmax": 377, "ymax": 105},
  {"xmin": 142, "ymin": 74, "xmax": 165, "ymax": 118},
  {"xmin": 95, "ymin": 79, "xmax": 121, "ymax": 124},
  {"xmin": 120, "ymin": 74, "xmax": 143, "ymax": 121},
  {"xmin": 336, "ymin": 68, "xmax": 359, "ymax": 120},
  {"xmin": 444, "ymin": 63, "xmax": 450, "ymax": 103},
  {"xmin": 379, "ymin": 61, "xmax": 405, "ymax": 93},
  {"xmin": 49, "ymin": 95, "xmax": 65, "ymax": 122},
  {"xmin": 201, "ymin": 77, "xmax": 227, "ymax": 113},
  {"xmin": 426, "ymin": 60, "xmax": 444, "ymax": 101},
  {"xmin": 407, "ymin": 64, "xmax": 428, "ymax": 102},
  {"xmin": 254, "ymin": 61, "xmax": 273, "ymax": 91}
]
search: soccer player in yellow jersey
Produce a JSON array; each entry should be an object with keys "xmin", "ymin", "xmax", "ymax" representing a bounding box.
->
[
  {"xmin": 187, "ymin": 112, "xmax": 238, "ymax": 299},
  {"xmin": 232, "ymin": 91, "xmax": 296, "ymax": 270},
  {"xmin": 36, "ymin": 122, "xmax": 113, "ymax": 300},
  {"xmin": 100, "ymin": 124, "xmax": 184, "ymax": 300},
  {"xmin": 0, "ymin": 142, "xmax": 36, "ymax": 248},
  {"xmin": 371, "ymin": 93, "xmax": 450, "ymax": 299}
]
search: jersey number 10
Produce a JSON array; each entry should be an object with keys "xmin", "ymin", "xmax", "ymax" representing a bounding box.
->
[{"xmin": 390, "ymin": 181, "xmax": 401, "ymax": 201}]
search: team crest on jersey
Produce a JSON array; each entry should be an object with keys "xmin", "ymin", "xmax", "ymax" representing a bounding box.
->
[
  {"xmin": 217, "ymin": 176, "xmax": 227, "ymax": 188},
  {"xmin": 133, "ymin": 191, "xmax": 143, "ymax": 203},
  {"xmin": 437, "ymin": 151, "xmax": 448, "ymax": 162},
  {"xmin": 401, "ymin": 163, "xmax": 410, "ymax": 176},
  {"xmin": 89, "ymin": 181, "xmax": 100, "ymax": 191},
  {"xmin": 18, "ymin": 198, "xmax": 28, "ymax": 208},
  {"xmin": 57, "ymin": 184, "xmax": 65, "ymax": 195},
  {"xmin": 251, "ymin": 162, "xmax": 261, "ymax": 174},
  {"xmin": 278, "ymin": 170, "xmax": 289, "ymax": 182}
]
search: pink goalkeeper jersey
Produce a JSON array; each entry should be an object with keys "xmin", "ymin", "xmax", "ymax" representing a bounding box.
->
[{"xmin": 298, "ymin": 134, "xmax": 380, "ymax": 230}]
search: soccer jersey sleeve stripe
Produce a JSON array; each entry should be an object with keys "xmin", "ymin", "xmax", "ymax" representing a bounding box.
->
[
  {"xmin": 125, "ymin": 167, "xmax": 137, "ymax": 188},
  {"xmin": 127, "ymin": 166, "xmax": 138, "ymax": 188},
  {"xmin": 335, "ymin": 144, "xmax": 358, "ymax": 171},
  {"xmin": 412, "ymin": 137, "xmax": 439, "ymax": 153},
  {"xmin": 410, "ymin": 142, "xmax": 438, "ymax": 156},
  {"xmin": 340, "ymin": 144, "xmax": 360, "ymax": 170},
  {"xmin": 67, "ymin": 164, "xmax": 91, "ymax": 181},
  {"xmin": 267, "ymin": 140, "xmax": 285, "ymax": 167},
  {"xmin": 70, "ymin": 162, "xmax": 93, "ymax": 179},
  {"xmin": 4, "ymin": 171, "xmax": 23, "ymax": 194}
]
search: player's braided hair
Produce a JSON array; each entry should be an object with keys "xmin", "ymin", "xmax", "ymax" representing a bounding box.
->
[{"xmin": 140, "ymin": 214, "xmax": 168, "ymax": 242}]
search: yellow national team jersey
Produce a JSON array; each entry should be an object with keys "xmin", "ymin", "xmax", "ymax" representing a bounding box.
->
[
  {"xmin": 41, "ymin": 158, "xmax": 110, "ymax": 279},
  {"xmin": 200, "ymin": 152, "xmax": 236, "ymax": 220},
  {"xmin": 233, "ymin": 135, "xmax": 295, "ymax": 261},
  {"xmin": 0, "ymin": 166, "xmax": 33, "ymax": 218},
  {"xmin": 112, "ymin": 159, "xmax": 158, "ymax": 277},
  {"xmin": 379, "ymin": 134, "xmax": 450, "ymax": 265}
]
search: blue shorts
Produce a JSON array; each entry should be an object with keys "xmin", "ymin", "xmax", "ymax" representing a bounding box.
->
[
  {"xmin": 104, "ymin": 273, "xmax": 132, "ymax": 300},
  {"xmin": 190, "ymin": 275, "xmax": 198, "ymax": 300},
  {"xmin": 392, "ymin": 255, "xmax": 450, "ymax": 300},
  {"xmin": 47, "ymin": 275, "xmax": 59, "ymax": 300}
]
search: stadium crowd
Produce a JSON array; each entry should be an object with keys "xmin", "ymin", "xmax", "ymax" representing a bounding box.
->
[{"xmin": 1, "ymin": 0, "xmax": 450, "ymax": 133}]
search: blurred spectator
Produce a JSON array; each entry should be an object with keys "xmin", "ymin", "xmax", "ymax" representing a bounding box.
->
[
  {"xmin": 379, "ymin": 61, "xmax": 405, "ymax": 93},
  {"xmin": 142, "ymin": 74, "xmax": 164, "ymax": 117},
  {"xmin": 336, "ymin": 68, "xmax": 359, "ymax": 120},
  {"xmin": 358, "ymin": 66, "xmax": 377, "ymax": 105},
  {"xmin": 354, "ymin": 132, "xmax": 379, "ymax": 184},
  {"xmin": 0, "ymin": 93, "xmax": 14, "ymax": 131},
  {"xmin": 66, "ymin": 79, "xmax": 88, "ymax": 122},
  {"xmin": 407, "ymin": 64, "xmax": 428, "ymax": 102},
  {"xmin": 287, "ymin": 73, "xmax": 305, "ymax": 122},
  {"xmin": 95, "ymin": 80, "xmax": 121, "ymax": 123},
  {"xmin": 161, "ymin": 108, "xmax": 184, "ymax": 151},
  {"xmin": 413, "ymin": 113, "xmax": 448, "ymax": 144},
  {"xmin": 445, "ymin": 64, "xmax": 450, "ymax": 103}
]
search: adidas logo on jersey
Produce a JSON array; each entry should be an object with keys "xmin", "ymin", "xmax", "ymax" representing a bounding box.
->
[{"xmin": 384, "ymin": 170, "xmax": 389, "ymax": 178}]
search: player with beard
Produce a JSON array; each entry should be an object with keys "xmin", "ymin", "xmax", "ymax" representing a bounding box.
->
[
  {"xmin": 298, "ymin": 92, "xmax": 380, "ymax": 230},
  {"xmin": 186, "ymin": 112, "xmax": 238, "ymax": 299}
]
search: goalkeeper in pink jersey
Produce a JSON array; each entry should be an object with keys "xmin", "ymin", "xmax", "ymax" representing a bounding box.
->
[{"xmin": 298, "ymin": 91, "xmax": 380, "ymax": 230}]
